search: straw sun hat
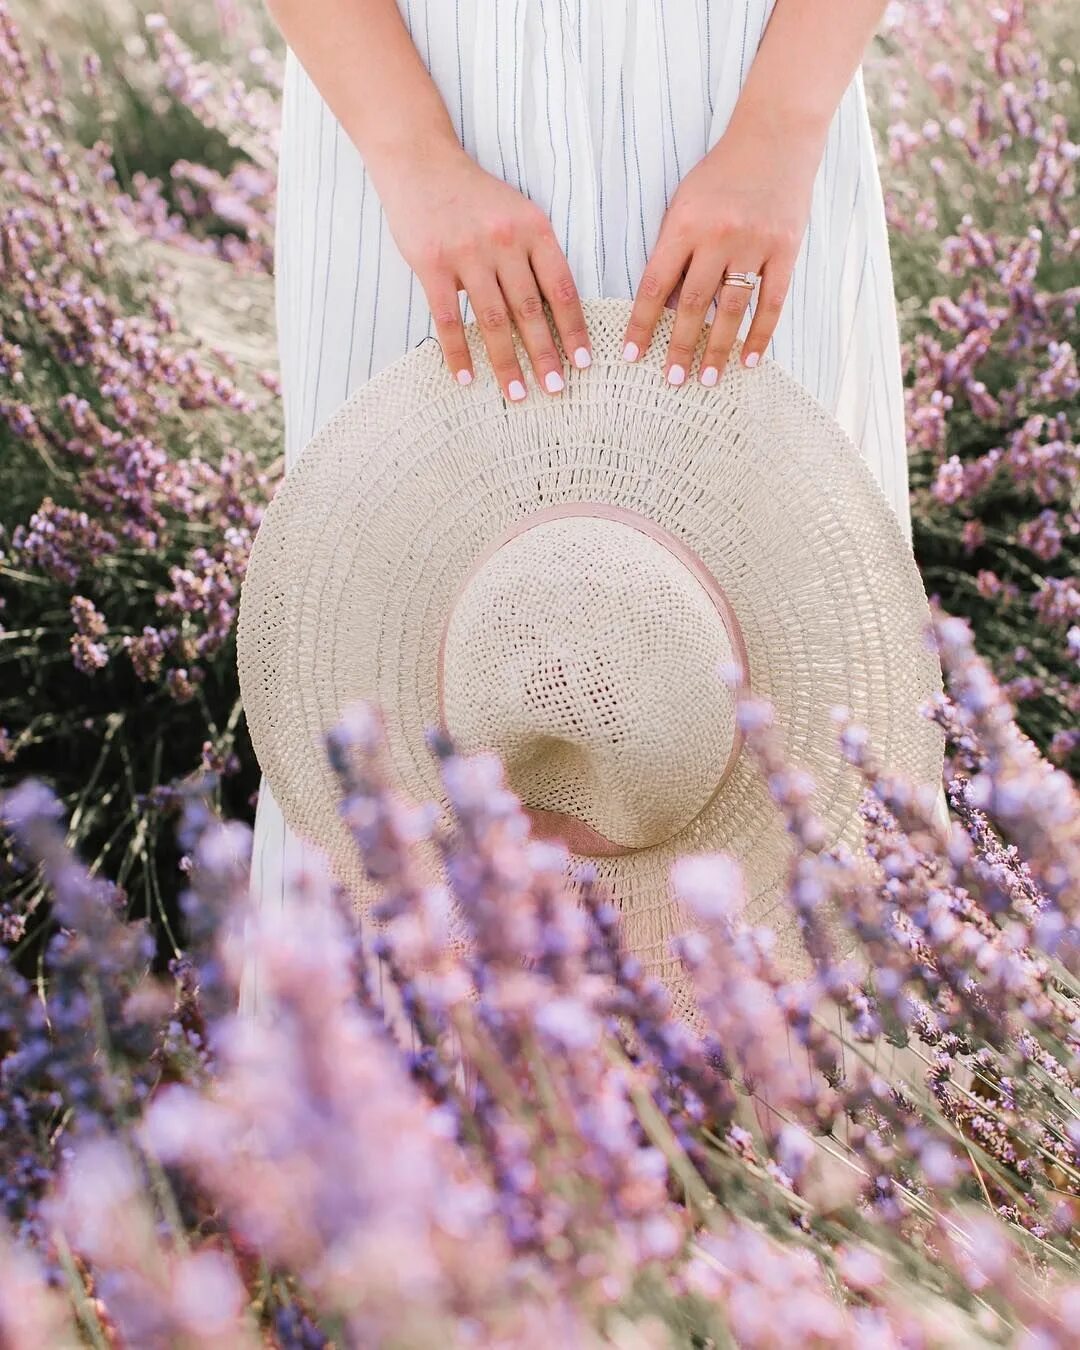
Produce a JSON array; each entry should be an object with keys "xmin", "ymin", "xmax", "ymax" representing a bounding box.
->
[{"xmin": 237, "ymin": 295, "xmax": 945, "ymax": 1007}]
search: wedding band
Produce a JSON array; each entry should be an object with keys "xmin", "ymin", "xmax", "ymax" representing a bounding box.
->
[{"xmin": 722, "ymin": 270, "xmax": 761, "ymax": 289}]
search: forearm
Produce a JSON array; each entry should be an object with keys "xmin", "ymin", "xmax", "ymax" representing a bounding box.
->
[
  {"xmin": 263, "ymin": 0, "xmax": 467, "ymax": 189},
  {"xmin": 728, "ymin": 0, "xmax": 889, "ymax": 146}
]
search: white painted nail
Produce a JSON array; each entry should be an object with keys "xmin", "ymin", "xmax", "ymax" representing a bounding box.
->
[
  {"xmin": 745, "ymin": 352, "xmax": 760, "ymax": 368},
  {"xmin": 700, "ymin": 365, "xmax": 718, "ymax": 386},
  {"xmin": 622, "ymin": 341, "xmax": 639, "ymax": 361},
  {"xmin": 456, "ymin": 368, "xmax": 473, "ymax": 385},
  {"xmin": 508, "ymin": 379, "xmax": 527, "ymax": 401},
  {"xmin": 666, "ymin": 363, "xmax": 686, "ymax": 386},
  {"xmin": 544, "ymin": 369, "xmax": 565, "ymax": 393},
  {"xmin": 573, "ymin": 346, "xmax": 592, "ymax": 368}
]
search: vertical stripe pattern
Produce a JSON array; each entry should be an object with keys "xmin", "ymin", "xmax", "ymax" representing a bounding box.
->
[{"xmin": 241, "ymin": 2, "xmax": 918, "ymax": 1087}]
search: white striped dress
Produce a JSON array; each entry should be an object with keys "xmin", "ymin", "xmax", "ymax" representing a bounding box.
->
[{"xmin": 241, "ymin": 0, "xmax": 916, "ymax": 1089}]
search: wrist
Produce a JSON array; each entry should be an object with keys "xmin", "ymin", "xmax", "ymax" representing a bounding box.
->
[
  {"xmin": 725, "ymin": 85, "xmax": 834, "ymax": 155},
  {"xmin": 355, "ymin": 119, "xmax": 470, "ymax": 188}
]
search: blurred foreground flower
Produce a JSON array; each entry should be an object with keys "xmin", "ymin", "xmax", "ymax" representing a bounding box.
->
[{"xmin": 2, "ymin": 609, "xmax": 1080, "ymax": 1345}]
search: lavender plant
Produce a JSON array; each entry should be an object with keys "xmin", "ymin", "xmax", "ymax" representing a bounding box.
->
[
  {"xmin": 0, "ymin": 1, "xmax": 280, "ymax": 956},
  {"xmin": 2, "ymin": 609, "xmax": 1080, "ymax": 1346},
  {"xmin": 866, "ymin": 0, "xmax": 1080, "ymax": 774},
  {"xmin": 14, "ymin": 0, "xmax": 280, "ymax": 270}
]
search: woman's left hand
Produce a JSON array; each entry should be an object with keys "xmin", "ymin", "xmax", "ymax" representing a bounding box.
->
[{"xmin": 620, "ymin": 119, "xmax": 821, "ymax": 386}]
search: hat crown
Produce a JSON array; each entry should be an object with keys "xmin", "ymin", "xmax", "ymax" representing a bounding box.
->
[{"xmin": 439, "ymin": 511, "xmax": 744, "ymax": 854}]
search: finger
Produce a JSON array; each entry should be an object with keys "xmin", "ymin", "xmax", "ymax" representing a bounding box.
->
[
  {"xmin": 740, "ymin": 254, "xmax": 796, "ymax": 369},
  {"xmin": 497, "ymin": 255, "xmax": 567, "ymax": 396},
  {"xmin": 423, "ymin": 275, "xmax": 476, "ymax": 386},
  {"xmin": 621, "ymin": 237, "xmax": 691, "ymax": 364},
  {"xmin": 661, "ymin": 251, "xmax": 725, "ymax": 387},
  {"xmin": 529, "ymin": 228, "xmax": 593, "ymax": 371},
  {"xmin": 460, "ymin": 270, "xmax": 529, "ymax": 401},
  {"xmin": 698, "ymin": 265, "xmax": 760, "ymax": 385}
]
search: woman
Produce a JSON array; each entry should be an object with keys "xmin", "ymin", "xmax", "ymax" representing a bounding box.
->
[{"xmin": 242, "ymin": 0, "xmax": 912, "ymax": 1042}]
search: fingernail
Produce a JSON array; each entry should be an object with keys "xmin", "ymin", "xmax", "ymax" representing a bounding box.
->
[
  {"xmin": 456, "ymin": 368, "xmax": 473, "ymax": 385},
  {"xmin": 508, "ymin": 379, "xmax": 527, "ymax": 401},
  {"xmin": 573, "ymin": 346, "xmax": 592, "ymax": 368},
  {"xmin": 544, "ymin": 369, "xmax": 564, "ymax": 393},
  {"xmin": 666, "ymin": 364, "xmax": 685, "ymax": 386},
  {"xmin": 622, "ymin": 341, "xmax": 639, "ymax": 361},
  {"xmin": 699, "ymin": 365, "xmax": 718, "ymax": 386},
  {"xmin": 744, "ymin": 352, "xmax": 760, "ymax": 368}
]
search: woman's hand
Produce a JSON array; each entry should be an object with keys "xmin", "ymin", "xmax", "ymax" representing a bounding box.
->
[
  {"xmin": 620, "ymin": 119, "xmax": 821, "ymax": 386},
  {"xmin": 378, "ymin": 145, "xmax": 592, "ymax": 400}
]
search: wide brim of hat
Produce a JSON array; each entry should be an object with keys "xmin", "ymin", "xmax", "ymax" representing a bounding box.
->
[{"xmin": 237, "ymin": 296, "xmax": 944, "ymax": 1008}]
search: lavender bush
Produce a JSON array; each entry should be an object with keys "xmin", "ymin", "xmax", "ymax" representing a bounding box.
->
[
  {"xmin": 867, "ymin": 0, "xmax": 1079, "ymax": 775},
  {"xmin": 2, "ymin": 608, "xmax": 1080, "ymax": 1345},
  {"xmin": 17, "ymin": 0, "xmax": 279, "ymax": 271},
  {"xmin": 0, "ymin": 1, "xmax": 280, "ymax": 955}
]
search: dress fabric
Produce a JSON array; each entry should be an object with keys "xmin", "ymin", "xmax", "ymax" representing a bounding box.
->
[{"xmin": 241, "ymin": 0, "xmax": 915, "ymax": 1085}]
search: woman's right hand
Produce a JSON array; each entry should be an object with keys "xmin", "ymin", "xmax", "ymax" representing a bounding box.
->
[{"xmin": 376, "ymin": 147, "xmax": 593, "ymax": 399}]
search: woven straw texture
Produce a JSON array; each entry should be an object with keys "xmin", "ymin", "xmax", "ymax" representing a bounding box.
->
[
  {"xmin": 237, "ymin": 295, "xmax": 945, "ymax": 1012},
  {"xmin": 441, "ymin": 513, "xmax": 743, "ymax": 851}
]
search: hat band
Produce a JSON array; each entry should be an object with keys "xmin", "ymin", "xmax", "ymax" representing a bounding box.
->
[{"xmin": 436, "ymin": 502, "xmax": 750, "ymax": 858}]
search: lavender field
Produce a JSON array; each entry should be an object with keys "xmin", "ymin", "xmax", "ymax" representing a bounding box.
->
[{"xmin": 1, "ymin": 2, "xmax": 1078, "ymax": 1345}]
